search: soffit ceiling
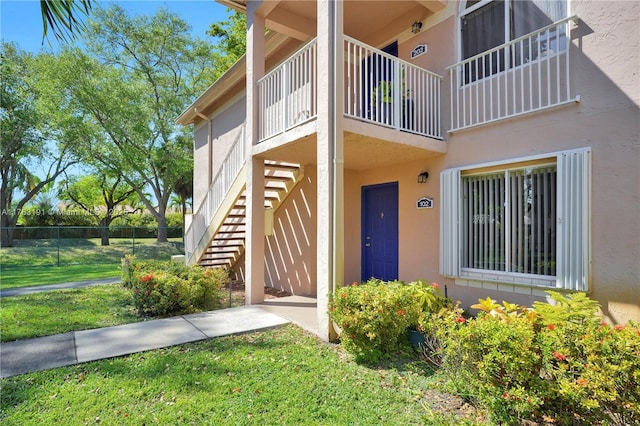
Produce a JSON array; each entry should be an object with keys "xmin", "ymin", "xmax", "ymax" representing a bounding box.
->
[{"xmin": 220, "ymin": 0, "xmax": 445, "ymax": 48}]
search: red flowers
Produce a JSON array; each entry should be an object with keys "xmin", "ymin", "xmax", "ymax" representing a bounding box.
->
[
  {"xmin": 547, "ymin": 324, "xmax": 556, "ymax": 330},
  {"xmin": 352, "ymin": 281, "xmax": 359, "ymax": 286},
  {"xmin": 140, "ymin": 273, "xmax": 154, "ymax": 283},
  {"xmin": 341, "ymin": 292, "xmax": 347, "ymax": 299},
  {"xmin": 432, "ymin": 282, "xmax": 439, "ymax": 289},
  {"xmin": 397, "ymin": 309, "xmax": 406, "ymax": 316},
  {"xmin": 552, "ymin": 351, "xmax": 567, "ymax": 361},
  {"xmin": 456, "ymin": 317, "xmax": 466, "ymax": 324}
]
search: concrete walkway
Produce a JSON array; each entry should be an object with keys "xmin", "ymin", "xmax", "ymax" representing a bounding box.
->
[
  {"xmin": 0, "ymin": 305, "xmax": 290, "ymax": 379},
  {"xmin": 0, "ymin": 277, "xmax": 121, "ymax": 298}
]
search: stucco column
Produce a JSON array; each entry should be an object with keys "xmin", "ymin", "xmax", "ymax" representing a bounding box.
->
[
  {"xmin": 245, "ymin": 2, "xmax": 265, "ymax": 304},
  {"xmin": 316, "ymin": 0, "xmax": 344, "ymax": 341}
]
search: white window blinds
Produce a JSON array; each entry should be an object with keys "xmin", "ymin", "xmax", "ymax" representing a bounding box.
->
[{"xmin": 440, "ymin": 148, "xmax": 590, "ymax": 291}]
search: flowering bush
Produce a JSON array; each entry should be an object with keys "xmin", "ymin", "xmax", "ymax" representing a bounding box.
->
[
  {"xmin": 122, "ymin": 255, "xmax": 228, "ymax": 317},
  {"xmin": 536, "ymin": 292, "xmax": 640, "ymax": 424},
  {"xmin": 440, "ymin": 303, "xmax": 546, "ymax": 423},
  {"xmin": 438, "ymin": 292, "xmax": 640, "ymax": 425},
  {"xmin": 329, "ymin": 279, "xmax": 423, "ymax": 362}
]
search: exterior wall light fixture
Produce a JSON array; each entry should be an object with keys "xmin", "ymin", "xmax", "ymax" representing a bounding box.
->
[
  {"xmin": 418, "ymin": 171, "xmax": 429, "ymax": 183},
  {"xmin": 411, "ymin": 21, "xmax": 423, "ymax": 34}
]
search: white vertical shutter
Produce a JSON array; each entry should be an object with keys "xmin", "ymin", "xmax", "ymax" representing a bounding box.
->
[
  {"xmin": 556, "ymin": 148, "xmax": 591, "ymax": 291},
  {"xmin": 440, "ymin": 168, "xmax": 460, "ymax": 277}
]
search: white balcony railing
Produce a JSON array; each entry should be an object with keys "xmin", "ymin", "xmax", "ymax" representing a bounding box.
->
[
  {"xmin": 258, "ymin": 39, "xmax": 317, "ymax": 142},
  {"xmin": 185, "ymin": 125, "xmax": 246, "ymax": 262},
  {"xmin": 257, "ymin": 36, "xmax": 443, "ymax": 142},
  {"xmin": 344, "ymin": 36, "xmax": 443, "ymax": 139},
  {"xmin": 448, "ymin": 16, "xmax": 579, "ymax": 132}
]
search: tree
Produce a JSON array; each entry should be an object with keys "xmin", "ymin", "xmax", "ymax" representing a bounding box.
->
[
  {"xmin": 40, "ymin": 0, "xmax": 92, "ymax": 44},
  {"xmin": 59, "ymin": 173, "xmax": 141, "ymax": 245},
  {"xmin": 206, "ymin": 9, "xmax": 247, "ymax": 77},
  {"xmin": 39, "ymin": 5, "xmax": 213, "ymax": 243},
  {"xmin": 0, "ymin": 42, "xmax": 80, "ymax": 247},
  {"xmin": 172, "ymin": 168, "xmax": 193, "ymax": 233}
]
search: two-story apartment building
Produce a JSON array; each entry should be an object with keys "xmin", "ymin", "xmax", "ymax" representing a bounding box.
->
[{"xmin": 177, "ymin": 0, "xmax": 640, "ymax": 340}]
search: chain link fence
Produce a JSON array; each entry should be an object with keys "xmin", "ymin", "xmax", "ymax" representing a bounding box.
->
[{"xmin": 0, "ymin": 226, "xmax": 184, "ymax": 269}]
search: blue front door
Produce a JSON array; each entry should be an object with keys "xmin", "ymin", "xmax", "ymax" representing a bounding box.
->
[{"xmin": 362, "ymin": 182, "xmax": 399, "ymax": 282}]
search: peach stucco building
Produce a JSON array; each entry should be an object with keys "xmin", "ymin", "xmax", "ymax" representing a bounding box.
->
[{"xmin": 177, "ymin": 0, "xmax": 640, "ymax": 340}]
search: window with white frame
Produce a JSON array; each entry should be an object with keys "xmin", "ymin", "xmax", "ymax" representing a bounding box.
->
[
  {"xmin": 440, "ymin": 148, "xmax": 590, "ymax": 291},
  {"xmin": 460, "ymin": 0, "xmax": 568, "ymax": 82}
]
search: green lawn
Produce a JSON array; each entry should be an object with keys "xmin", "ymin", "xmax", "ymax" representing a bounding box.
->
[
  {"xmin": 0, "ymin": 325, "xmax": 480, "ymax": 425},
  {"xmin": 0, "ymin": 285, "xmax": 140, "ymax": 342},
  {"xmin": 0, "ymin": 264, "xmax": 121, "ymax": 289},
  {"xmin": 0, "ymin": 237, "xmax": 184, "ymax": 268},
  {"xmin": 0, "ymin": 238, "xmax": 184, "ymax": 289}
]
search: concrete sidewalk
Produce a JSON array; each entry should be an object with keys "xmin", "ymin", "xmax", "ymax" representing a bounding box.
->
[
  {"xmin": 0, "ymin": 278, "xmax": 121, "ymax": 298},
  {"xmin": 0, "ymin": 305, "xmax": 290, "ymax": 379}
]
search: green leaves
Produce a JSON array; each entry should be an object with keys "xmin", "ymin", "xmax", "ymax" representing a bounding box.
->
[
  {"xmin": 40, "ymin": 0, "xmax": 93, "ymax": 45},
  {"xmin": 533, "ymin": 291, "xmax": 601, "ymax": 325}
]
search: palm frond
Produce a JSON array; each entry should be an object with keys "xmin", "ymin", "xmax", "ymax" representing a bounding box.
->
[{"xmin": 40, "ymin": 0, "xmax": 92, "ymax": 45}]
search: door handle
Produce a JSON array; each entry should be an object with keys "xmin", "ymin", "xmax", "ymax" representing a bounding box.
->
[{"xmin": 365, "ymin": 236, "xmax": 371, "ymax": 247}]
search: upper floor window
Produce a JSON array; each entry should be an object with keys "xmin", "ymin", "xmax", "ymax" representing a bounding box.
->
[{"xmin": 460, "ymin": 0, "xmax": 567, "ymax": 82}]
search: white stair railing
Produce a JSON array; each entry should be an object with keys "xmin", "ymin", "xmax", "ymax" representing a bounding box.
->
[
  {"xmin": 185, "ymin": 125, "xmax": 246, "ymax": 263},
  {"xmin": 448, "ymin": 16, "xmax": 579, "ymax": 132}
]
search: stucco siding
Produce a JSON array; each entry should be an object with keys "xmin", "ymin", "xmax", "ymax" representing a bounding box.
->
[
  {"xmin": 264, "ymin": 165, "xmax": 317, "ymax": 296},
  {"xmin": 433, "ymin": 0, "xmax": 639, "ymax": 322},
  {"xmin": 193, "ymin": 122, "xmax": 210, "ymax": 210}
]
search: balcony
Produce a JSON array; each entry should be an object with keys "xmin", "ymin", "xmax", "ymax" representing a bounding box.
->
[
  {"xmin": 448, "ymin": 16, "xmax": 580, "ymax": 132},
  {"xmin": 257, "ymin": 36, "xmax": 443, "ymax": 143}
]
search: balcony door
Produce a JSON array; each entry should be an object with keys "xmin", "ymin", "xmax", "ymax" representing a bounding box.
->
[{"xmin": 362, "ymin": 41, "xmax": 398, "ymax": 124}]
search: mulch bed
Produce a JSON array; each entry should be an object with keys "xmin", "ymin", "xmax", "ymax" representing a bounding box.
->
[{"xmin": 224, "ymin": 281, "xmax": 291, "ymax": 307}]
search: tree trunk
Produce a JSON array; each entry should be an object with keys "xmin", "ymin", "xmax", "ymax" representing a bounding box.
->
[
  {"xmin": 99, "ymin": 217, "xmax": 110, "ymax": 246},
  {"xmin": 0, "ymin": 214, "xmax": 17, "ymax": 247},
  {"xmin": 156, "ymin": 214, "xmax": 168, "ymax": 243}
]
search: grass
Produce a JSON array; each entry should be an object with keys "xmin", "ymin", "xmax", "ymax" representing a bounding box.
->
[
  {"xmin": 0, "ymin": 264, "xmax": 121, "ymax": 289},
  {"xmin": 1, "ymin": 282, "xmax": 239, "ymax": 342},
  {"xmin": 0, "ymin": 285, "xmax": 141, "ymax": 342},
  {"xmin": 0, "ymin": 325, "xmax": 480, "ymax": 425},
  {"xmin": 0, "ymin": 238, "xmax": 184, "ymax": 289},
  {"xmin": 0, "ymin": 237, "xmax": 184, "ymax": 268}
]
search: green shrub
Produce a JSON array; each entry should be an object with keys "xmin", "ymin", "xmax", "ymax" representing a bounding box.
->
[
  {"xmin": 121, "ymin": 255, "xmax": 228, "ymax": 317},
  {"xmin": 417, "ymin": 302, "xmax": 464, "ymax": 368},
  {"xmin": 533, "ymin": 291, "xmax": 640, "ymax": 423},
  {"xmin": 440, "ymin": 307, "xmax": 546, "ymax": 424},
  {"xmin": 437, "ymin": 293, "xmax": 640, "ymax": 425},
  {"xmin": 329, "ymin": 279, "xmax": 423, "ymax": 363}
]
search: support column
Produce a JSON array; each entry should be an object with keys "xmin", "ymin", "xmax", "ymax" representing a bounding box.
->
[
  {"xmin": 245, "ymin": 2, "xmax": 266, "ymax": 304},
  {"xmin": 316, "ymin": 0, "xmax": 344, "ymax": 341}
]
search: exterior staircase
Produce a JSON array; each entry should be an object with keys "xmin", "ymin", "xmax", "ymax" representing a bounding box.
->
[
  {"xmin": 184, "ymin": 131, "xmax": 304, "ymax": 272},
  {"xmin": 198, "ymin": 161, "xmax": 304, "ymax": 268}
]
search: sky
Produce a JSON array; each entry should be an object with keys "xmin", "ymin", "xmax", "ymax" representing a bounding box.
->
[
  {"xmin": 0, "ymin": 0, "xmax": 232, "ymax": 53},
  {"xmin": 0, "ymin": 0, "xmax": 233, "ymax": 205}
]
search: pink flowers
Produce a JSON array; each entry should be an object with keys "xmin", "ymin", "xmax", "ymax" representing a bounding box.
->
[{"xmin": 432, "ymin": 282, "xmax": 439, "ymax": 289}]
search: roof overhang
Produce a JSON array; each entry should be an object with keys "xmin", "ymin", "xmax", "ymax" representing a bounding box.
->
[{"xmin": 176, "ymin": 31, "xmax": 290, "ymax": 126}]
